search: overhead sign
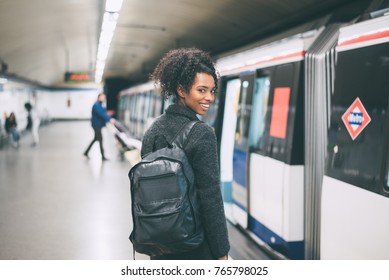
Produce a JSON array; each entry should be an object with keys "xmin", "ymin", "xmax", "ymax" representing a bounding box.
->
[
  {"xmin": 64, "ymin": 72, "xmax": 92, "ymax": 82},
  {"xmin": 341, "ymin": 97, "xmax": 371, "ymax": 140}
]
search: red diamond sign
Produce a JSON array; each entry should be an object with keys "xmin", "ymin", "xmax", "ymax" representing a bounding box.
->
[{"xmin": 341, "ymin": 97, "xmax": 371, "ymax": 140}]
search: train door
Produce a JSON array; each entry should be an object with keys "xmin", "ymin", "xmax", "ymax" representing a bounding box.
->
[
  {"xmin": 248, "ymin": 63, "xmax": 304, "ymax": 259},
  {"xmin": 246, "ymin": 74, "xmax": 270, "ymax": 243},
  {"xmin": 322, "ymin": 16, "xmax": 389, "ymax": 259},
  {"xmin": 219, "ymin": 78, "xmax": 241, "ymax": 221},
  {"xmin": 232, "ymin": 73, "xmax": 255, "ymax": 228}
]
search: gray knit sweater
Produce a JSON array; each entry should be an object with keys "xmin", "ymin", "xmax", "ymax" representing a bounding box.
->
[{"xmin": 140, "ymin": 104, "xmax": 230, "ymax": 259}]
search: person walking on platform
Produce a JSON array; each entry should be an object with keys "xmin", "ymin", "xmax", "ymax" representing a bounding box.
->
[
  {"xmin": 140, "ymin": 48, "xmax": 230, "ymax": 260},
  {"xmin": 83, "ymin": 93, "xmax": 115, "ymax": 160}
]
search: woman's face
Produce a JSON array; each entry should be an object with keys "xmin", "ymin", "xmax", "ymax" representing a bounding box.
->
[{"xmin": 177, "ymin": 72, "xmax": 216, "ymax": 115}]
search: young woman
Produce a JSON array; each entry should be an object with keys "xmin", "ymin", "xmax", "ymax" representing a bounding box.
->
[{"xmin": 141, "ymin": 48, "xmax": 230, "ymax": 260}]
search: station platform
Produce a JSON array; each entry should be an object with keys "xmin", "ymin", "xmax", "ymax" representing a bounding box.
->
[{"xmin": 0, "ymin": 121, "xmax": 271, "ymax": 260}]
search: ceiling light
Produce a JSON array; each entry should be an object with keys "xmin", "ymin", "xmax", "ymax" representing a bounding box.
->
[
  {"xmin": 105, "ymin": 0, "xmax": 123, "ymax": 13},
  {"xmin": 94, "ymin": 1, "xmax": 123, "ymax": 83}
]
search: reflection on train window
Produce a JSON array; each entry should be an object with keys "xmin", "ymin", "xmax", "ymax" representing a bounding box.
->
[
  {"xmin": 235, "ymin": 80, "xmax": 252, "ymax": 149},
  {"xmin": 249, "ymin": 77, "xmax": 270, "ymax": 151}
]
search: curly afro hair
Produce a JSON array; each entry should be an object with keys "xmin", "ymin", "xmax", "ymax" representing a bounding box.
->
[{"xmin": 149, "ymin": 48, "xmax": 219, "ymax": 101}]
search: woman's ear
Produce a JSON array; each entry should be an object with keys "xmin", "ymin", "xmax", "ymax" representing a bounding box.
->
[{"xmin": 177, "ymin": 85, "xmax": 186, "ymax": 99}]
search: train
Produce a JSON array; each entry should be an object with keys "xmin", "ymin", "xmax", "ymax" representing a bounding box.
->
[{"xmin": 117, "ymin": 6, "xmax": 389, "ymax": 260}]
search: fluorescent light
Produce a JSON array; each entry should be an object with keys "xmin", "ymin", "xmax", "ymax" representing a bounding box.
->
[
  {"xmin": 94, "ymin": 4, "xmax": 122, "ymax": 83},
  {"xmin": 105, "ymin": 0, "xmax": 123, "ymax": 13},
  {"xmin": 102, "ymin": 12, "xmax": 119, "ymax": 31}
]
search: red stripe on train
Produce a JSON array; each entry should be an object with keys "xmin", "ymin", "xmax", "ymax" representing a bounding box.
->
[{"xmin": 338, "ymin": 29, "xmax": 389, "ymax": 47}]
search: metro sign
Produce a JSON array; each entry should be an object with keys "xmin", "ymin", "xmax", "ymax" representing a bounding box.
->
[{"xmin": 341, "ymin": 97, "xmax": 371, "ymax": 140}]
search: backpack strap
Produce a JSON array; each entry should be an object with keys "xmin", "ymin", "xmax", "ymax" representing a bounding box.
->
[{"xmin": 169, "ymin": 120, "xmax": 200, "ymax": 149}]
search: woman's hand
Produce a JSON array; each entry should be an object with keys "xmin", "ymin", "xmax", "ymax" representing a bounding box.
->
[{"xmin": 218, "ymin": 255, "xmax": 228, "ymax": 260}]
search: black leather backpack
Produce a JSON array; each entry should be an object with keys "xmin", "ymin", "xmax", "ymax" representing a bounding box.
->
[{"xmin": 129, "ymin": 121, "xmax": 204, "ymax": 257}]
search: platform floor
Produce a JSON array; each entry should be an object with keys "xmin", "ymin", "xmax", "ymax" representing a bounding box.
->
[{"xmin": 0, "ymin": 121, "xmax": 270, "ymax": 260}]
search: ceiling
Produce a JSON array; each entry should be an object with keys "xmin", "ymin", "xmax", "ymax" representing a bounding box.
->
[{"xmin": 0, "ymin": 0, "xmax": 365, "ymax": 87}]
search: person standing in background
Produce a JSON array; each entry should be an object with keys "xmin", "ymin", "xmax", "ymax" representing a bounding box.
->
[
  {"xmin": 24, "ymin": 102, "xmax": 40, "ymax": 147},
  {"xmin": 83, "ymin": 93, "xmax": 115, "ymax": 161},
  {"xmin": 6, "ymin": 112, "xmax": 20, "ymax": 148}
]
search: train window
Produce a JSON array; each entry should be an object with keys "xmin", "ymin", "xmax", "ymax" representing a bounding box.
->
[
  {"xmin": 249, "ymin": 76, "xmax": 270, "ymax": 151},
  {"xmin": 235, "ymin": 75, "xmax": 254, "ymax": 150},
  {"xmin": 326, "ymin": 42, "xmax": 389, "ymax": 195},
  {"xmin": 260, "ymin": 63, "xmax": 303, "ymax": 164},
  {"xmin": 118, "ymin": 97, "xmax": 124, "ymax": 121}
]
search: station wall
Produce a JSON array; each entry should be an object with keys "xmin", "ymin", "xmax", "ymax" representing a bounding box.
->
[{"xmin": 0, "ymin": 79, "xmax": 100, "ymax": 133}]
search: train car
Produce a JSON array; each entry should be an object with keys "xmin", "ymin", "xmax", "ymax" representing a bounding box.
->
[
  {"xmin": 209, "ymin": 8, "xmax": 389, "ymax": 261},
  {"xmin": 214, "ymin": 31, "xmax": 317, "ymax": 259},
  {"xmin": 117, "ymin": 5, "xmax": 389, "ymax": 260},
  {"xmin": 214, "ymin": 12, "xmax": 389, "ymax": 260},
  {"xmin": 320, "ymin": 14, "xmax": 389, "ymax": 259},
  {"xmin": 118, "ymin": 81, "xmax": 168, "ymax": 140}
]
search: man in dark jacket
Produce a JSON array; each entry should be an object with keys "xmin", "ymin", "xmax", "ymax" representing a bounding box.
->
[{"xmin": 83, "ymin": 93, "xmax": 115, "ymax": 160}]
